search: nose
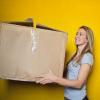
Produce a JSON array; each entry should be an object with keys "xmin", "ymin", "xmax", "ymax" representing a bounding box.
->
[
  {"xmin": 76, "ymin": 34, "xmax": 79, "ymax": 39},
  {"xmin": 75, "ymin": 34, "xmax": 80, "ymax": 41}
]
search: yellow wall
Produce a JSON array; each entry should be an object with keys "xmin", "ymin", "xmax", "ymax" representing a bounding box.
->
[{"xmin": 0, "ymin": 0, "xmax": 100, "ymax": 100}]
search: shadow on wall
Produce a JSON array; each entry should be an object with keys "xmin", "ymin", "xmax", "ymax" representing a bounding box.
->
[{"xmin": 0, "ymin": 79, "xmax": 64, "ymax": 100}]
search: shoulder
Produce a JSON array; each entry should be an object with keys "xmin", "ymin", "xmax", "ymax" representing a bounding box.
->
[
  {"xmin": 83, "ymin": 52, "xmax": 93, "ymax": 59},
  {"xmin": 80, "ymin": 52, "xmax": 93, "ymax": 66}
]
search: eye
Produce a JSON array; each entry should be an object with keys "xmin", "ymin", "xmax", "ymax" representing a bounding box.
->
[{"xmin": 79, "ymin": 32, "xmax": 82, "ymax": 36}]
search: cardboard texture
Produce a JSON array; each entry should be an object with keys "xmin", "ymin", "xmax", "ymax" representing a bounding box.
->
[{"xmin": 0, "ymin": 22, "xmax": 67, "ymax": 81}]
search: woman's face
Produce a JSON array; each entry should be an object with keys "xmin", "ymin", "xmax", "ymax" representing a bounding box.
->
[{"xmin": 75, "ymin": 28, "xmax": 88, "ymax": 46}]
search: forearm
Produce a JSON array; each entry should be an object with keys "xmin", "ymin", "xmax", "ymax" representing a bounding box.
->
[{"xmin": 54, "ymin": 77, "xmax": 83, "ymax": 89}]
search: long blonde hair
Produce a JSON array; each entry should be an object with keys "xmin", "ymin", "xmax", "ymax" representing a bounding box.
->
[
  {"xmin": 74, "ymin": 26, "xmax": 94, "ymax": 62},
  {"xmin": 63, "ymin": 26, "xmax": 94, "ymax": 77},
  {"xmin": 71, "ymin": 26, "xmax": 94, "ymax": 63}
]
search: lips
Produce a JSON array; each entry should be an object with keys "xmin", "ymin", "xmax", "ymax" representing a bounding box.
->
[{"xmin": 75, "ymin": 38, "xmax": 80, "ymax": 41}]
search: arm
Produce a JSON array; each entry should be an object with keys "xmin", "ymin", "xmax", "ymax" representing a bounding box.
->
[
  {"xmin": 35, "ymin": 64, "xmax": 91, "ymax": 89},
  {"xmin": 54, "ymin": 64, "xmax": 91, "ymax": 88}
]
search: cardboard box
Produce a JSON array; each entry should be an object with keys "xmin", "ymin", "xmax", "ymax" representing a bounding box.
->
[{"xmin": 0, "ymin": 22, "xmax": 67, "ymax": 81}]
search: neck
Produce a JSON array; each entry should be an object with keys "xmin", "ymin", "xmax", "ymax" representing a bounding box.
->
[{"xmin": 77, "ymin": 43, "xmax": 87, "ymax": 55}]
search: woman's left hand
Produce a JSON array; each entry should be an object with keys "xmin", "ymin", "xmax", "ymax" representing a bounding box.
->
[{"xmin": 35, "ymin": 70, "xmax": 58, "ymax": 85}]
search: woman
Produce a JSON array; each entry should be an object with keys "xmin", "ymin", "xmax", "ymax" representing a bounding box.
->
[{"xmin": 35, "ymin": 26, "xmax": 94, "ymax": 100}]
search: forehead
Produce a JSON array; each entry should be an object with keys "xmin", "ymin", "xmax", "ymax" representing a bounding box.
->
[{"xmin": 78, "ymin": 28, "xmax": 87, "ymax": 35}]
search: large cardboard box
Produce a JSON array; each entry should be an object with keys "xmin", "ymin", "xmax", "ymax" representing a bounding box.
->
[{"xmin": 0, "ymin": 22, "xmax": 67, "ymax": 81}]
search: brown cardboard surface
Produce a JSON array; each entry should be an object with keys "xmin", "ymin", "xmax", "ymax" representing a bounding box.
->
[{"xmin": 0, "ymin": 22, "xmax": 67, "ymax": 81}]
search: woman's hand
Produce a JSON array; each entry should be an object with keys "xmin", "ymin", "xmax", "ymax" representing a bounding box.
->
[{"xmin": 35, "ymin": 70, "xmax": 58, "ymax": 85}]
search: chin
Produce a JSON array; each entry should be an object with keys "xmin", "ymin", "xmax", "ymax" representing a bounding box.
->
[
  {"xmin": 75, "ymin": 42, "xmax": 80, "ymax": 45},
  {"xmin": 75, "ymin": 43, "xmax": 82, "ymax": 46}
]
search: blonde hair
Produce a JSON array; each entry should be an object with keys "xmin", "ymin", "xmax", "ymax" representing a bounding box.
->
[
  {"xmin": 63, "ymin": 26, "xmax": 94, "ymax": 77},
  {"xmin": 72, "ymin": 26, "xmax": 94, "ymax": 63},
  {"xmin": 79, "ymin": 26, "xmax": 94, "ymax": 53}
]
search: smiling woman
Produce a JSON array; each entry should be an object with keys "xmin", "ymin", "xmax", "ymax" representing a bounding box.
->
[
  {"xmin": 0, "ymin": 0, "xmax": 100, "ymax": 100},
  {"xmin": 35, "ymin": 26, "xmax": 94, "ymax": 100}
]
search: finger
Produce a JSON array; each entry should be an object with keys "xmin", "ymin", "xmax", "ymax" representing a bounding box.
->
[
  {"xmin": 36, "ymin": 78, "xmax": 46, "ymax": 83},
  {"xmin": 35, "ymin": 73, "xmax": 48, "ymax": 78},
  {"xmin": 40, "ymin": 80, "xmax": 52, "ymax": 85},
  {"xmin": 35, "ymin": 75, "xmax": 45, "ymax": 78}
]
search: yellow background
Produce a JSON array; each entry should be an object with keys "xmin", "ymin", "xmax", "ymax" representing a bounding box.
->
[{"xmin": 0, "ymin": 0, "xmax": 100, "ymax": 100}]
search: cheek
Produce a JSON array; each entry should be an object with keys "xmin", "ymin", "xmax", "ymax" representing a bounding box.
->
[{"xmin": 82, "ymin": 37, "xmax": 88, "ymax": 43}]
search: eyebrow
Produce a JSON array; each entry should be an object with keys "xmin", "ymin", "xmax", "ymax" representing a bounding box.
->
[
  {"xmin": 77, "ymin": 32, "xmax": 83, "ymax": 34},
  {"xmin": 76, "ymin": 32, "xmax": 80, "ymax": 34}
]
